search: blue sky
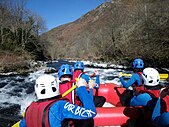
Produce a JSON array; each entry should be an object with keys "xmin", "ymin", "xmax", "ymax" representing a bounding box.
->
[{"xmin": 26, "ymin": 0, "xmax": 105, "ymax": 31}]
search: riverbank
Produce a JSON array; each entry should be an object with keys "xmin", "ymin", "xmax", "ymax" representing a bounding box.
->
[{"xmin": 0, "ymin": 52, "xmax": 44, "ymax": 75}]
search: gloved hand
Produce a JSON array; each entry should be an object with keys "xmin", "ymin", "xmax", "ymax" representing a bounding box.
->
[
  {"xmin": 118, "ymin": 72, "xmax": 123, "ymax": 78},
  {"xmin": 76, "ymin": 78, "xmax": 87, "ymax": 88},
  {"xmin": 94, "ymin": 70, "xmax": 99, "ymax": 75},
  {"xmin": 88, "ymin": 80, "xmax": 95, "ymax": 89}
]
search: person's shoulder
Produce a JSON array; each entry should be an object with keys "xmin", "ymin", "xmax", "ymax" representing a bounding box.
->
[
  {"xmin": 52, "ymin": 99, "xmax": 68, "ymax": 107},
  {"xmin": 137, "ymin": 92, "xmax": 152, "ymax": 99},
  {"xmin": 82, "ymin": 73, "xmax": 89, "ymax": 77},
  {"xmin": 132, "ymin": 73, "xmax": 139, "ymax": 76},
  {"xmin": 132, "ymin": 73, "xmax": 140, "ymax": 78},
  {"xmin": 50, "ymin": 100, "xmax": 69, "ymax": 112}
]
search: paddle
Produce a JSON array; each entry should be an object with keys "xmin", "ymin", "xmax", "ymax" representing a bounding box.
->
[
  {"xmin": 90, "ymin": 73, "xmax": 96, "ymax": 78},
  {"xmin": 89, "ymin": 71, "xmax": 100, "ymax": 96},
  {"xmin": 121, "ymin": 73, "xmax": 168, "ymax": 80},
  {"xmin": 11, "ymin": 113, "xmax": 25, "ymax": 127}
]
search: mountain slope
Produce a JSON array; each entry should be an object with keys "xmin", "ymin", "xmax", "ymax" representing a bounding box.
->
[
  {"xmin": 43, "ymin": 1, "xmax": 169, "ymax": 67},
  {"xmin": 43, "ymin": 2, "xmax": 115, "ymax": 60}
]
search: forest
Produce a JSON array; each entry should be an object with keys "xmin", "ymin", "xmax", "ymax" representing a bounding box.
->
[
  {"xmin": 1, "ymin": 0, "xmax": 169, "ymax": 73},
  {"xmin": 0, "ymin": 0, "xmax": 48, "ymax": 72}
]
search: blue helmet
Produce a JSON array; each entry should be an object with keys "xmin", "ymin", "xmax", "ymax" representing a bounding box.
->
[
  {"xmin": 58, "ymin": 64, "xmax": 73, "ymax": 80},
  {"xmin": 133, "ymin": 58, "xmax": 144, "ymax": 69},
  {"xmin": 74, "ymin": 61, "xmax": 84, "ymax": 71}
]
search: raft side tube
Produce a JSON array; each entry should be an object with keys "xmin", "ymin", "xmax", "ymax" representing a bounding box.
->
[{"xmin": 94, "ymin": 107, "xmax": 141, "ymax": 126}]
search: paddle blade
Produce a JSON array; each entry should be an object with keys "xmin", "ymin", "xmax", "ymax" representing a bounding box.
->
[
  {"xmin": 12, "ymin": 121, "xmax": 20, "ymax": 127},
  {"xmin": 122, "ymin": 73, "xmax": 168, "ymax": 80}
]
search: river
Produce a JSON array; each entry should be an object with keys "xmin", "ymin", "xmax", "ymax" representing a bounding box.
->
[{"xmin": 0, "ymin": 60, "xmax": 168, "ymax": 127}]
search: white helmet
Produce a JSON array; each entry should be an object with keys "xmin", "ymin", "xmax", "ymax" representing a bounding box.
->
[
  {"xmin": 35, "ymin": 75, "xmax": 59, "ymax": 100},
  {"xmin": 142, "ymin": 67, "xmax": 160, "ymax": 86}
]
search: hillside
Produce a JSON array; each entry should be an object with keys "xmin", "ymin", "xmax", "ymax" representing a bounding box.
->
[
  {"xmin": 43, "ymin": 2, "xmax": 113, "ymax": 59},
  {"xmin": 43, "ymin": 1, "xmax": 169, "ymax": 67}
]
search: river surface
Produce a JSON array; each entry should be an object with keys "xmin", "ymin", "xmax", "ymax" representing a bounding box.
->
[{"xmin": 0, "ymin": 60, "xmax": 168, "ymax": 127}]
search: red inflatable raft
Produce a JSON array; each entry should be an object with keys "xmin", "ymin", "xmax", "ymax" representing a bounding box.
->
[
  {"xmin": 94, "ymin": 83, "xmax": 125, "ymax": 106},
  {"xmin": 93, "ymin": 83, "xmax": 143, "ymax": 126},
  {"xmin": 94, "ymin": 106, "xmax": 142, "ymax": 126}
]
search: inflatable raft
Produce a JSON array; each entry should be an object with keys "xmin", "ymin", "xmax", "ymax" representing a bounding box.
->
[
  {"xmin": 94, "ymin": 106, "xmax": 143, "ymax": 126},
  {"xmin": 93, "ymin": 83, "xmax": 125, "ymax": 106},
  {"xmin": 13, "ymin": 83, "xmax": 146, "ymax": 127},
  {"xmin": 93, "ymin": 83, "xmax": 145, "ymax": 126}
]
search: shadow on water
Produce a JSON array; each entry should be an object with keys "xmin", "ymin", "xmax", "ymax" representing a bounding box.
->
[{"xmin": 0, "ymin": 103, "xmax": 21, "ymax": 127}]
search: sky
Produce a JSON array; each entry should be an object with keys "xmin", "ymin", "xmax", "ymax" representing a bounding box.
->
[{"xmin": 26, "ymin": 0, "xmax": 106, "ymax": 31}]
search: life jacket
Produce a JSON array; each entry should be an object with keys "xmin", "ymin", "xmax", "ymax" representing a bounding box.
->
[
  {"xmin": 72, "ymin": 71, "xmax": 84, "ymax": 82},
  {"xmin": 72, "ymin": 71, "xmax": 85, "ymax": 106},
  {"xmin": 60, "ymin": 70, "xmax": 83, "ymax": 105},
  {"xmin": 137, "ymin": 89, "xmax": 160, "ymax": 125},
  {"xmin": 139, "ymin": 89, "xmax": 160, "ymax": 98},
  {"xmin": 140, "ymin": 88, "xmax": 169, "ymax": 111},
  {"xmin": 25, "ymin": 98, "xmax": 67, "ymax": 127},
  {"xmin": 59, "ymin": 81, "xmax": 73, "ymax": 103},
  {"xmin": 132, "ymin": 72, "xmax": 144, "ymax": 92},
  {"xmin": 59, "ymin": 71, "xmax": 82, "ymax": 105}
]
